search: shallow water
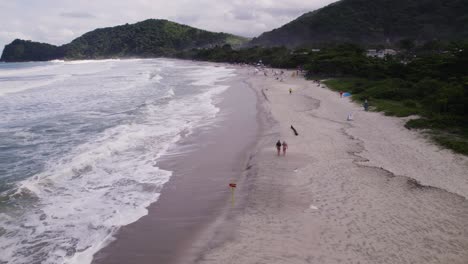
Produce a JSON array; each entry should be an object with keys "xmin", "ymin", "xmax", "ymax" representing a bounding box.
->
[{"xmin": 0, "ymin": 59, "xmax": 235, "ymax": 264}]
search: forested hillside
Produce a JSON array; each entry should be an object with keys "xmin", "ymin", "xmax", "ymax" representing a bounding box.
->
[
  {"xmin": 250, "ymin": 0, "xmax": 468, "ymax": 48},
  {"xmin": 0, "ymin": 40, "xmax": 64, "ymax": 62},
  {"xmin": 0, "ymin": 19, "xmax": 247, "ymax": 62}
]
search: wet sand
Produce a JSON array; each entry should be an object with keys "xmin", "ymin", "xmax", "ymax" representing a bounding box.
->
[
  {"xmin": 92, "ymin": 67, "xmax": 259, "ymax": 264},
  {"xmin": 197, "ymin": 69, "xmax": 468, "ymax": 264}
]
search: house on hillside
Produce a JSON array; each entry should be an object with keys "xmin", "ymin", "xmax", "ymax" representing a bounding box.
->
[
  {"xmin": 290, "ymin": 49, "xmax": 321, "ymax": 55},
  {"xmin": 366, "ymin": 49, "xmax": 397, "ymax": 58}
]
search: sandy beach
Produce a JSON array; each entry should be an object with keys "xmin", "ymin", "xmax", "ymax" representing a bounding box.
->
[
  {"xmin": 93, "ymin": 64, "xmax": 468, "ymax": 264},
  {"xmin": 195, "ymin": 68, "xmax": 468, "ymax": 264}
]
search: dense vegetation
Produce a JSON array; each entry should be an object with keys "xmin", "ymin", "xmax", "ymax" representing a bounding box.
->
[
  {"xmin": 319, "ymin": 44, "xmax": 468, "ymax": 154},
  {"xmin": 250, "ymin": 0, "xmax": 468, "ymax": 48},
  {"xmin": 63, "ymin": 19, "xmax": 247, "ymax": 59},
  {"xmin": 178, "ymin": 42, "xmax": 468, "ymax": 155},
  {"xmin": 0, "ymin": 39, "xmax": 64, "ymax": 62},
  {"xmin": 0, "ymin": 19, "xmax": 247, "ymax": 62}
]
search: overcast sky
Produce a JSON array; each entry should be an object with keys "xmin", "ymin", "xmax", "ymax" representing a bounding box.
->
[{"xmin": 0, "ymin": 0, "xmax": 338, "ymax": 54}]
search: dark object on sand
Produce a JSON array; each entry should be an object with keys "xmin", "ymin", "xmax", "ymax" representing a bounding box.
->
[{"xmin": 290, "ymin": 125, "xmax": 299, "ymax": 136}]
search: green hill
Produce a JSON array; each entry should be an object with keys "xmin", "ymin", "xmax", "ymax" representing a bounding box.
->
[
  {"xmin": 249, "ymin": 0, "xmax": 468, "ymax": 48},
  {"xmin": 0, "ymin": 40, "xmax": 65, "ymax": 62},
  {"xmin": 0, "ymin": 19, "xmax": 248, "ymax": 62}
]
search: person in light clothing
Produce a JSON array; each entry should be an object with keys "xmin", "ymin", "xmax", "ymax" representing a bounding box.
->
[{"xmin": 282, "ymin": 141, "xmax": 288, "ymax": 156}]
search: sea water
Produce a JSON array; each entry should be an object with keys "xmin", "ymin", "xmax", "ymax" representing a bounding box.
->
[{"xmin": 0, "ymin": 59, "xmax": 235, "ymax": 264}]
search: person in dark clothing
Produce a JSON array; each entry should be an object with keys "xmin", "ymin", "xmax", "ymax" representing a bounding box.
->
[
  {"xmin": 363, "ymin": 99, "xmax": 369, "ymax": 111},
  {"xmin": 276, "ymin": 140, "xmax": 282, "ymax": 156}
]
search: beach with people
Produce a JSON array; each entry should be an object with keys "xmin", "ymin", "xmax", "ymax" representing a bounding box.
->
[
  {"xmin": 1, "ymin": 58, "xmax": 467, "ymax": 264},
  {"xmin": 90, "ymin": 62, "xmax": 468, "ymax": 264},
  {"xmin": 1, "ymin": 0, "xmax": 467, "ymax": 263}
]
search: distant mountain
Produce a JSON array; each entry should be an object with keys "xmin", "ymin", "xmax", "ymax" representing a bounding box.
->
[
  {"xmin": 1, "ymin": 19, "xmax": 248, "ymax": 62},
  {"xmin": 249, "ymin": 0, "xmax": 468, "ymax": 48}
]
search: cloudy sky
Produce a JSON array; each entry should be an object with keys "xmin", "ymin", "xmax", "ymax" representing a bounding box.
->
[{"xmin": 0, "ymin": 0, "xmax": 338, "ymax": 54}]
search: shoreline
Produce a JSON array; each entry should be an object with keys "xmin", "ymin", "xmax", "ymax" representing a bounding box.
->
[
  {"xmin": 91, "ymin": 64, "xmax": 260, "ymax": 264},
  {"xmin": 93, "ymin": 62, "xmax": 468, "ymax": 264}
]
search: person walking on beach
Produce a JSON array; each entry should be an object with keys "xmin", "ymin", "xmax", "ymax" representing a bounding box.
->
[
  {"xmin": 282, "ymin": 141, "xmax": 288, "ymax": 156},
  {"xmin": 289, "ymin": 88, "xmax": 292, "ymax": 95},
  {"xmin": 276, "ymin": 140, "xmax": 282, "ymax": 156},
  {"xmin": 363, "ymin": 99, "xmax": 369, "ymax": 111}
]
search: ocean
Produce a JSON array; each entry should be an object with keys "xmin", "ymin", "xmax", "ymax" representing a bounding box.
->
[{"xmin": 0, "ymin": 59, "xmax": 235, "ymax": 264}]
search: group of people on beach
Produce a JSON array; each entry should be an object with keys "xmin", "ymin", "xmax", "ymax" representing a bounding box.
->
[
  {"xmin": 251, "ymin": 67, "xmax": 288, "ymax": 82},
  {"xmin": 276, "ymin": 140, "xmax": 288, "ymax": 156}
]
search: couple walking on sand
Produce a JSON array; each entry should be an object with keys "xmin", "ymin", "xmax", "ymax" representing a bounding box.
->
[{"xmin": 276, "ymin": 140, "xmax": 288, "ymax": 156}]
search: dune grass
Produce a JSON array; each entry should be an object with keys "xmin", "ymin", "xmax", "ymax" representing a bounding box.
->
[{"xmin": 323, "ymin": 78, "xmax": 468, "ymax": 155}]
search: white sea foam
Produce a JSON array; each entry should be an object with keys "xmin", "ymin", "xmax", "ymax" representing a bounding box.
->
[
  {"xmin": 0, "ymin": 59, "xmax": 126, "ymax": 96},
  {"xmin": 64, "ymin": 59, "xmax": 123, "ymax": 65},
  {"xmin": 187, "ymin": 66, "xmax": 236, "ymax": 86},
  {"xmin": 0, "ymin": 62, "xmax": 63, "ymax": 78},
  {"xmin": 0, "ymin": 74, "xmax": 71, "ymax": 96},
  {"xmin": 167, "ymin": 87, "xmax": 175, "ymax": 97},
  {"xmin": 0, "ymin": 59, "xmax": 236, "ymax": 264}
]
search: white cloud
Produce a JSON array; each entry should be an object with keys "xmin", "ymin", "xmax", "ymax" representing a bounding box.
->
[
  {"xmin": 60, "ymin": 12, "xmax": 97, "ymax": 19},
  {"xmin": 0, "ymin": 0, "xmax": 338, "ymax": 55},
  {"xmin": 0, "ymin": 31, "xmax": 32, "ymax": 43}
]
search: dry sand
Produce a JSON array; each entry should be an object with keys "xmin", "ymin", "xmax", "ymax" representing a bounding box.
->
[{"xmin": 196, "ymin": 68, "xmax": 468, "ymax": 264}]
